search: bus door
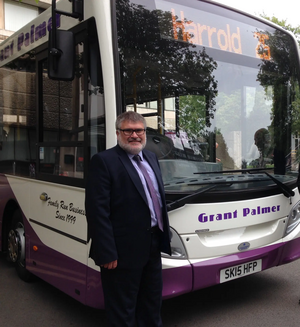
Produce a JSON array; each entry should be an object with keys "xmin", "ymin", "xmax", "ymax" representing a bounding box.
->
[{"xmin": 27, "ymin": 28, "xmax": 89, "ymax": 302}]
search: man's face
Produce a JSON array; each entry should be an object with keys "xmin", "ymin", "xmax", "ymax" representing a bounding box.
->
[{"xmin": 117, "ymin": 120, "xmax": 146, "ymax": 155}]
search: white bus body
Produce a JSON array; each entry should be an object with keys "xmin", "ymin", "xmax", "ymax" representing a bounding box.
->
[{"xmin": 1, "ymin": 0, "xmax": 300, "ymax": 308}]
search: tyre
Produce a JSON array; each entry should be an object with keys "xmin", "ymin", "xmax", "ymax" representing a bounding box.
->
[{"xmin": 7, "ymin": 209, "xmax": 33, "ymax": 282}]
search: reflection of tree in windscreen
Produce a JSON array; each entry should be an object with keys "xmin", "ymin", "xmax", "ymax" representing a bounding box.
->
[
  {"xmin": 256, "ymin": 29, "xmax": 299, "ymax": 174},
  {"xmin": 116, "ymin": 0, "xmax": 218, "ymax": 137}
]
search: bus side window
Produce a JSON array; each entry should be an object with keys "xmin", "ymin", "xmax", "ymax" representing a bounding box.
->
[
  {"xmin": 0, "ymin": 55, "xmax": 37, "ymax": 177},
  {"xmin": 38, "ymin": 42, "xmax": 85, "ymax": 179},
  {"xmin": 39, "ymin": 146, "xmax": 84, "ymax": 178}
]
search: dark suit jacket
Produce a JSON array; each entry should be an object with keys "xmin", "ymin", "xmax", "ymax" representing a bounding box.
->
[{"xmin": 85, "ymin": 145, "xmax": 171, "ymax": 269}]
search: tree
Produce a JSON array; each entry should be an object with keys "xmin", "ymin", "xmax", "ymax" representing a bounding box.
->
[
  {"xmin": 260, "ymin": 13, "xmax": 300, "ymax": 46},
  {"xmin": 261, "ymin": 14, "xmax": 300, "ymax": 159},
  {"xmin": 256, "ymin": 14, "xmax": 300, "ymax": 173},
  {"xmin": 116, "ymin": 0, "xmax": 218, "ymax": 141}
]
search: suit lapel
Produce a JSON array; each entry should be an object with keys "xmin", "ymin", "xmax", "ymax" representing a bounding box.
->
[{"xmin": 115, "ymin": 145, "xmax": 149, "ymax": 204}]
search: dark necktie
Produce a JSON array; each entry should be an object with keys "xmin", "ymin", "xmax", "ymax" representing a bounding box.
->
[{"xmin": 133, "ymin": 155, "xmax": 163, "ymax": 231}]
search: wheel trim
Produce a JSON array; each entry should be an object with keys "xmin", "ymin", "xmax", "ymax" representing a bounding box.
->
[{"xmin": 8, "ymin": 227, "xmax": 25, "ymax": 265}]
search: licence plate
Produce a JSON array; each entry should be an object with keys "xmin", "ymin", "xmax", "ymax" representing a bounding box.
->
[{"xmin": 220, "ymin": 259, "xmax": 262, "ymax": 283}]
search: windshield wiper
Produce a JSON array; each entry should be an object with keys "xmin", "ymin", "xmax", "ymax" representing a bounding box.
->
[
  {"xmin": 194, "ymin": 167, "xmax": 273, "ymax": 175},
  {"xmin": 166, "ymin": 168, "xmax": 294, "ymax": 211},
  {"xmin": 194, "ymin": 168, "xmax": 294, "ymax": 198},
  {"xmin": 249, "ymin": 171, "xmax": 294, "ymax": 198},
  {"xmin": 167, "ymin": 184, "xmax": 217, "ymax": 211}
]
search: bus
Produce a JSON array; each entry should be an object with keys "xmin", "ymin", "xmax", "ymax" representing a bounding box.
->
[{"xmin": 1, "ymin": 0, "xmax": 300, "ymax": 309}]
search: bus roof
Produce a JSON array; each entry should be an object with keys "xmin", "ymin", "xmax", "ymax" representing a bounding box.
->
[{"xmin": 0, "ymin": 0, "xmax": 297, "ymax": 68}]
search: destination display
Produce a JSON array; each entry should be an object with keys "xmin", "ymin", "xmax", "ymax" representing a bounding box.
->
[{"xmin": 155, "ymin": 0, "xmax": 272, "ymax": 61}]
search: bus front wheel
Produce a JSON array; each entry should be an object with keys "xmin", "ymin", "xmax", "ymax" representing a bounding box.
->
[{"xmin": 7, "ymin": 210, "xmax": 33, "ymax": 282}]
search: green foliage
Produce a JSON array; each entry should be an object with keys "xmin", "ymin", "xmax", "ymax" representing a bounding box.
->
[
  {"xmin": 256, "ymin": 14, "xmax": 300, "ymax": 170},
  {"xmin": 292, "ymin": 84, "xmax": 300, "ymax": 134},
  {"xmin": 117, "ymin": 0, "xmax": 218, "ymax": 140},
  {"xmin": 260, "ymin": 13, "xmax": 300, "ymax": 46},
  {"xmin": 178, "ymin": 95, "xmax": 206, "ymax": 139}
]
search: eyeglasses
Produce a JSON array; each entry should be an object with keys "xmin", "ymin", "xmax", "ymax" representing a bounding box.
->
[{"xmin": 119, "ymin": 129, "xmax": 145, "ymax": 136}]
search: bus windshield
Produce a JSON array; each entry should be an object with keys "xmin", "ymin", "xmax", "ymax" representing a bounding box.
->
[{"xmin": 116, "ymin": 0, "xmax": 300, "ymax": 197}]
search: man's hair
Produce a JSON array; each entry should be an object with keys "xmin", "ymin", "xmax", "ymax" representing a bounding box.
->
[{"xmin": 115, "ymin": 111, "xmax": 147, "ymax": 130}]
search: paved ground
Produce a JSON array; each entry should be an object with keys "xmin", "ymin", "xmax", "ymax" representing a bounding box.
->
[{"xmin": 1, "ymin": 252, "xmax": 300, "ymax": 326}]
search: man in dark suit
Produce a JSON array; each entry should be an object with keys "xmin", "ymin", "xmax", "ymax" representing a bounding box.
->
[{"xmin": 85, "ymin": 111, "xmax": 171, "ymax": 326}]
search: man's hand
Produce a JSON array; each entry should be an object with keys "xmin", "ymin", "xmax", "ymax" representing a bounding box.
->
[{"xmin": 102, "ymin": 260, "xmax": 118, "ymax": 269}]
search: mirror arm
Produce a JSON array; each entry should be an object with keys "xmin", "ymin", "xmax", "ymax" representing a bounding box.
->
[
  {"xmin": 50, "ymin": 0, "xmax": 60, "ymax": 72},
  {"xmin": 49, "ymin": 0, "xmax": 82, "ymax": 80},
  {"xmin": 55, "ymin": 9, "xmax": 83, "ymax": 21}
]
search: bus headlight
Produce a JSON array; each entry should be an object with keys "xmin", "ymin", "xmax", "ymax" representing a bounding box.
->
[
  {"xmin": 285, "ymin": 201, "xmax": 300, "ymax": 236},
  {"xmin": 162, "ymin": 227, "xmax": 187, "ymax": 259}
]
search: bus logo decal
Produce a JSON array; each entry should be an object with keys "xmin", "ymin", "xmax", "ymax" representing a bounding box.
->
[
  {"xmin": 243, "ymin": 205, "xmax": 281, "ymax": 217},
  {"xmin": 238, "ymin": 242, "xmax": 250, "ymax": 251},
  {"xmin": 0, "ymin": 14, "xmax": 61, "ymax": 62},
  {"xmin": 198, "ymin": 205, "xmax": 281, "ymax": 223},
  {"xmin": 198, "ymin": 210, "xmax": 238, "ymax": 223}
]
